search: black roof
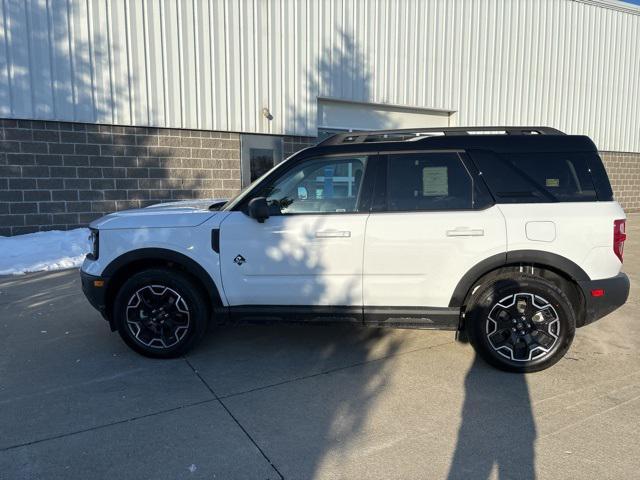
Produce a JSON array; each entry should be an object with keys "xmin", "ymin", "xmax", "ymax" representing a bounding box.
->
[{"xmin": 303, "ymin": 127, "xmax": 598, "ymax": 157}]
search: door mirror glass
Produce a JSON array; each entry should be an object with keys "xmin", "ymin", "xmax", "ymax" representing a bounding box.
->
[{"xmin": 248, "ymin": 197, "xmax": 270, "ymax": 223}]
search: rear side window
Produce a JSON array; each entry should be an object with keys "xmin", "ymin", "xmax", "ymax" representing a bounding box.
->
[
  {"xmin": 470, "ymin": 150, "xmax": 602, "ymax": 203},
  {"xmin": 505, "ymin": 153, "xmax": 597, "ymax": 202},
  {"xmin": 384, "ymin": 152, "xmax": 474, "ymax": 211}
]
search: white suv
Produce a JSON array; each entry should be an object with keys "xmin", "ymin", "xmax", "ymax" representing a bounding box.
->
[{"xmin": 81, "ymin": 127, "xmax": 630, "ymax": 372}]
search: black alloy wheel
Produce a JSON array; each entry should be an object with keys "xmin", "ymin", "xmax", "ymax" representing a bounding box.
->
[
  {"xmin": 466, "ymin": 273, "xmax": 576, "ymax": 373},
  {"xmin": 113, "ymin": 268, "xmax": 209, "ymax": 358}
]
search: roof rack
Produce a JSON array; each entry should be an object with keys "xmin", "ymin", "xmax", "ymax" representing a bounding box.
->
[{"xmin": 318, "ymin": 126, "xmax": 565, "ymax": 146}]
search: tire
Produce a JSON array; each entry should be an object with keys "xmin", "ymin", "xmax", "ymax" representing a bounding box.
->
[
  {"xmin": 113, "ymin": 268, "xmax": 209, "ymax": 358},
  {"xmin": 465, "ymin": 273, "xmax": 576, "ymax": 373}
]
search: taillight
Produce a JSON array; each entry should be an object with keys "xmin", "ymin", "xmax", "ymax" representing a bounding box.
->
[{"xmin": 613, "ymin": 219, "xmax": 626, "ymax": 263}]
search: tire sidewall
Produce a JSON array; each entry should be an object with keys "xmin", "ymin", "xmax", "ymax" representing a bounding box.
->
[
  {"xmin": 113, "ymin": 269, "xmax": 208, "ymax": 358},
  {"xmin": 467, "ymin": 275, "xmax": 576, "ymax": 373}
]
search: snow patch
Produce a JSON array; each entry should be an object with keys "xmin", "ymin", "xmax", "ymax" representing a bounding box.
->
[{"xmin": 0, "ymin": 228, "xmax": 91, "ymax": 276}]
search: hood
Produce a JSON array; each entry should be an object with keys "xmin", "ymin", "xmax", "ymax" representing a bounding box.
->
[{"xmin": 90, "ymin": 198, "xmax": 227, "ymax": 230}]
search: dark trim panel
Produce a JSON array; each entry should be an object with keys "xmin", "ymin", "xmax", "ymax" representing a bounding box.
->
[
  {"xmin": 505, "ymin": 250, "xmax": 590, "ymax": 281},
  {"xmin": 363, "ymin": 306, "xmax": 460, "ymax": 330},
  {"xmin": 228, "ymin": 305, "xmax": 363, "ymax": 324},
  {"xmin": 449, "ymin": 250, "xmax": 591, "ymax": 307},
  {"xmin": 211, "ymin": 228, "xmax": 220, "ymax": 253},
  {"xmin": 225, "ymin": 305, "xmax": 461, "ymax": 329},
  {"xmin": 102, "ymin": 248, "xmax": 223, "ymax": 307},
  {"xmin": 80, "ymin": 270, "xmax": 109, "ymax": 318},
  {"xmin": 448, "ymin": 253, "xmax": 507, "ymax": 307},
  {"xmin": 577, "ymin": 272, "xmax": 630, "ymax": 327}
]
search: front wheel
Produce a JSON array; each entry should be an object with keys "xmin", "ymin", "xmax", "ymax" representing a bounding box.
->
[
  {"xmin": 113, "ymin": 268, "xmax": 209, "ymax": 358},
  {"xmin": 466, "ymin": 273, "xmax": 576, "ymax": 373}
]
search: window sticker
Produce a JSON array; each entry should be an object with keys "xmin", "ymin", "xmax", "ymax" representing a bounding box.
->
[
  {"xmin": 422, "ymin": 166, "xmax": 449, "ymax": 196},
  {"xmin": 546, "ymin": 178, "xmax": 560, "ymax": 187}
]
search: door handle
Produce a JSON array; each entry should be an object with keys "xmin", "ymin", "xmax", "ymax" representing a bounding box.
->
[
  {"xmin": 446, "ymin": 228, "xmax": 485, "ymax": 237},
  {"xmin": 315, "ymin": 230, "xmax": 351, "ymax": 238}
]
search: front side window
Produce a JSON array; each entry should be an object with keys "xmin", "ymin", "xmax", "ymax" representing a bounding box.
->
[
  {"xmin": 261, "ymin": 156, "xmax": 368, "ymax": 214},
  {"xmin": 385, "ymin": 152, "xmax": 474, "ymax": 211}
]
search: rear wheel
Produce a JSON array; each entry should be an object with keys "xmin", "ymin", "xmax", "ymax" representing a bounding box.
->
[
  {"xmin": 466, "ymin": 273, "xmax": 576, "ymax": 373},
  {"xmin": 113, "ymin": 268, "xmax": 209, "ymax": 358}
]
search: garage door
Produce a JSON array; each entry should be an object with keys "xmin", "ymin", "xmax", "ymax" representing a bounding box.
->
[{"xmin": 317, "ymin": 98, "xmax": 454, "ymax": 131}]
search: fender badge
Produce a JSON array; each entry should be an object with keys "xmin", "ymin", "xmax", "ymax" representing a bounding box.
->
[{"xmin": 233, "ymin": 254, "xmax": 246, "ymax": 266}]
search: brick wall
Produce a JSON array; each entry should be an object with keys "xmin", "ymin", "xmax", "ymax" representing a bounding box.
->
[
  {"xmin": 601, "ymin": 151, "xmax": 640, "ymax": 213},
  {"xmin": 0, "ymin": 119, "xmax": 242, "ymax": 236}
]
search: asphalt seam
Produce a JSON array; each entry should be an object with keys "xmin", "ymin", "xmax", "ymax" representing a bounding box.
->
[
  {"xmin": 183, "ymin": 356, "xmax": 285, "ymax": 480},
  {"xmin": 0, "ymin": 397, "xmax": 217, "ymax": 453}
]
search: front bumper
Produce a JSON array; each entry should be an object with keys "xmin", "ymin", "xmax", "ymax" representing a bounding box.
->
[
  {"xmin": 577, "ymin": 272, "xmax": 630, "ymax": 326},
  {"xmin": 80, "ymin": 270, "xmax": 112, "ymax": 326}
]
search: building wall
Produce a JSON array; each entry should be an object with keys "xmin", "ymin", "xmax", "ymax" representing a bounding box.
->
[
  {"xmin": 0, "ymin": 0, "xmax": 638, "ymax": 153},
  {"xmin": 2, "ymin": 119, "xmax": 638, "ymax": 236},
  {"xmin": 601, "ymin": 152, "xmax": 640, "ymax": 213},
  {"xmin": 0, "ymin": 119, "xmax": 242, "ymax": 236}
]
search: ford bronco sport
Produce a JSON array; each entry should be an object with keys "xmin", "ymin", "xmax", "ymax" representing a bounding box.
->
[{"xmin": 81, "ymin": 126, "xmax": 630, "ymax": 372}]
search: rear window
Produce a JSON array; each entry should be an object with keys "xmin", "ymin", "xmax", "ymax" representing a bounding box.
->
[{"xmin": 471, "ymin": 151, "xmax": 609, "ymax": 203}]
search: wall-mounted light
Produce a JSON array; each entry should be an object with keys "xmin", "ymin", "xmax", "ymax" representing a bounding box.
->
[{"xmin": 262, "ymin": 107, "xmax": 273, "ymax": 120}]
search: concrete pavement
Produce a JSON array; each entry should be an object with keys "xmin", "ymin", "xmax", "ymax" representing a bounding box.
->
[{"xmin": 1, "ymin": 215, "xmax": 639, "ymax": 479}]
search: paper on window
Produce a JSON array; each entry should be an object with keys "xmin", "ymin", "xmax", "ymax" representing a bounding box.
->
[{"xmin": 423, "ymin": 167, "xmax": 448, "ymax": 196}]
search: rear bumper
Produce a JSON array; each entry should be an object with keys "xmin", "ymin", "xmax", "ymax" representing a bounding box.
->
[
  {"xmin": 577, "ymin": 272, "xmax": 630, "ymax": 326},
  {"xmin": 80, "ymin": 270, "xmax": 112, "ymax": 327}
]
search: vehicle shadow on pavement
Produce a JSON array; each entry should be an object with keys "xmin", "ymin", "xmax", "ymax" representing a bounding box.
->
[{"xmin": 447, "ymin": 356, "xmax": 536, "ymax": 479}]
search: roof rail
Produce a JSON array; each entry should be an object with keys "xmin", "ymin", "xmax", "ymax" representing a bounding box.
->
[{"xmin": 317, "ymin": 126, "xmax": 565, "ymax": 146}]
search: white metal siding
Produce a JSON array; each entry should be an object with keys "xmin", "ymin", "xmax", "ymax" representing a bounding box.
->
[{"xmin": 0, "ymin": 0, "xmax": 638, "ymax": 152}]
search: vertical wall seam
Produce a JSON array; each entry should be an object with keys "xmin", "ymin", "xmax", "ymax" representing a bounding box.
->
[
  {"xmin": 65, "ymin": 0, "xmax": 76, "ymax": 120},
  {"xmin": 24, "ymin": 0, "xmax": 36, "ymax": 118},
  {"xmin": 45, "ymin": 0, "xmax": 56, "ymax": 118},
  {"xmin": 85, "ymin": 0, "xmax": 97, "ymax": 122},
  {"xmin": 141, "ymin": 0, "xmax": 151, "ymax": 125}
]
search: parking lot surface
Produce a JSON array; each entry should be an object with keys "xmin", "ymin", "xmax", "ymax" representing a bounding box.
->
[{"xmin": 1, "ymin": 215, "xmax": 639, "ymax": 479}]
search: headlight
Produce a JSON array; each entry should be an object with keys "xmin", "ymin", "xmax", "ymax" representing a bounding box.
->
[{"xmin": 87, "ymin": 228, "xmax": 99, "ymax": 260}]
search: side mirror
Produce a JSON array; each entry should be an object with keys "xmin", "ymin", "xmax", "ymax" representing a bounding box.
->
[{"xmin": 248, "ymin": 197, "xmax": 270, "ymax": 223}]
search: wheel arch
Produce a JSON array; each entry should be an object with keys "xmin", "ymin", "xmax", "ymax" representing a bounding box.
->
[
  {"xmin": 450, "ymin": 250, "xmax": 588, "ymax": 326},
  {"xmin": 102, "ymin": 248, "xmax": 223, "ymax": 321}
]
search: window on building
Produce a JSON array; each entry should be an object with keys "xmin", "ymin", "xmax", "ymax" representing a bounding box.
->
[
  {"xmin": 240, "ymin": 134, "xmax": 284, "ymax": 188},
  {"xmin": 249, "ymin": 148, "xmax": 275, "ymax": 182}
]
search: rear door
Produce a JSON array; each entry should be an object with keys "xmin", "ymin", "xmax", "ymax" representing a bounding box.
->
[{"xmin": 362, "ymin": 150, "xmax": 506, "ymax": 325}]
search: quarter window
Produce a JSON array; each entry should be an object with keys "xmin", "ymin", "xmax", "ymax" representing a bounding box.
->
[
  {"xmin": 503, "ymin": 153, "xmax": 597, "ymax": 202},
  {"xmin": 262, "ymin": 156, "xmax": 368, "ymax": 214},
  {"xmin": 385, "ymin": 152, "xmax": 474, "ymax": 211}
]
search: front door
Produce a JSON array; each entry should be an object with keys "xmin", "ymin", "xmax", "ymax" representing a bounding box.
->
[{"xmin": 220, "ymin": 154, "xmax": 374, "ymax": 312}]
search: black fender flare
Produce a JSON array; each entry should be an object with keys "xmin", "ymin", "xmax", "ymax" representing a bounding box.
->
[
  {"xmin": 448, "ymin": 250, "xmax": 590, "ymax": 308},
  {"xmin": 102, "ymin": 248, "xmax": 223, "ymax": 307}
]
